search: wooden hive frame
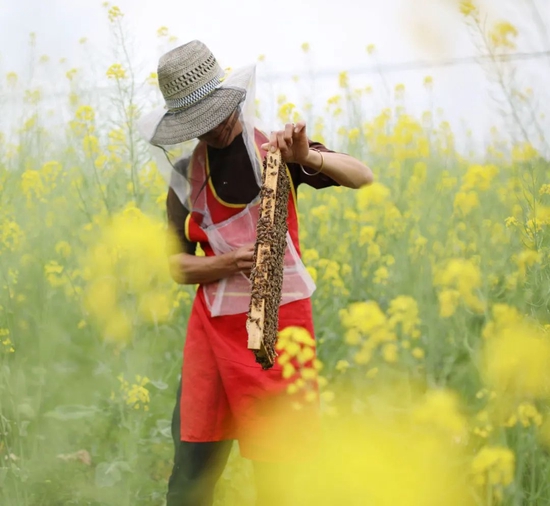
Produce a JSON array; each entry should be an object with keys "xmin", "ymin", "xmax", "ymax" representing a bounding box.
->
[{"xmin": 246, "ymin": 149, "xmax": 290, "ymax": 369}]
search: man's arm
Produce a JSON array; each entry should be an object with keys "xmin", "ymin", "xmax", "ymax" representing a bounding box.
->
[
  {"xmin": 300, "ymin": 150, "xmax": 373, "ymax": 189},
  {"xmin": 166, "ymin": 185, "xmax": 255, "ymax": 285},
  {"xmin": 168, "ymin": 245, "xmax": 254, "ymax": 285},
  {"xmin": 262, "ymin": 121, "xmax": 373, "ymax": 189}
]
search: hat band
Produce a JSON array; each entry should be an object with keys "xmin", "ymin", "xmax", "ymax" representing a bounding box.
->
[{"xmin": 165, "ymin": 75, "xmax": 222, "ymax": 111}]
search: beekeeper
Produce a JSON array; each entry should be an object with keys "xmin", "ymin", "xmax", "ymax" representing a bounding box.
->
[{"xmin": 138, "ymin": 39, "xmax": 372, "ymax": 506}]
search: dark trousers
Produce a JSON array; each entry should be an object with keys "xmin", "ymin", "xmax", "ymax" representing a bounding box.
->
[
  {"xmin": 166, "ymin": 384, "xmax": 305, "ymax": 506},
  {"xmin": 166, "ymin": 383, "xmax": 233, "ymax": 506}
]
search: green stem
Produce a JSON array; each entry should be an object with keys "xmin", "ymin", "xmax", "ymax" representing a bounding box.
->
[{"xmin": 115, "ymin": 19, "xmax": 140, "ymax": 203}]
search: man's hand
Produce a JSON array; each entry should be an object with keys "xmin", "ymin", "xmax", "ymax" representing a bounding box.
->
[
  {"xmin": 260, "ymin": 121, "xmax": 310, "ymax": 165},
  {"xmin": 231, "ymin": 243, "xmax": 255, "ymax": 277},
  {"xmin": 168, "ymin": 244, "xmax": 256, "ymax": 285}
]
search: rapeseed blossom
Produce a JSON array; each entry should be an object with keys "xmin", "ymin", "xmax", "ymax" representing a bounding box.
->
[
  {"xmin": 2, "ymin": 28, "xmax": 550, "ymax": 504},
  {"xmin": 482, "ymin": 321, "xmax": 550, "ymax": 399},
  {"xmin": 106, "ymin": 63, "xmax": 127, "ymax": 80},
  {"xmin": 80, "ymin": 204, "xmax": 176, "ymax": 344},
  {"xmin": 277, "ymin": 327, "xmax": 320, "ymax": 402},
  {"xmin": 118, "ymin": 374, "xmax": 150, "ymax": 411},
  {"xmin": 1, "ymin": 329, "xmax": 14, "ymax": 353},
  {"xmin": 459, "ymin": 0, "xmax": 478, "ymax": 17},
  {"xmin": 267, "ymin": 391, "xmax": 475, "ymax": 506},
  {"xmin": 434, "ymin": 258, "xmax": 484, "ymax": 314},
  {"xmin": 471, "ymin": 446, "xmax": 515, "ymax": 499},
  {"xmin": 489, "ymin": 22, "xmax": 518, "ymax": 50}
]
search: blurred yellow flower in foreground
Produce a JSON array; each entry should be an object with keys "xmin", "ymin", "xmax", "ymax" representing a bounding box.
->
[
  {"xmin": 80, "ymin": 204, "xmax": 176, "ymax": 344},
  {"xmin": 483, "ymin": 322, "xmax": 550, "ymax": 400},
  {"xmin": 412, "ymin": 389, "xmax": 468, "ymax": 440},
  {"xmin": 262, "ymin": 391, "xmax": 475, "ymax": 506},
  {"xmin": 471, "ymin": 446, "xmax": 514, "ymax": 493}
]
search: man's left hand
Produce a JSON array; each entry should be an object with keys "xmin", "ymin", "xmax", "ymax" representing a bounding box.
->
[{"xmin": 260, "ymin": 121, "xmax": 310, "ymax": 165}]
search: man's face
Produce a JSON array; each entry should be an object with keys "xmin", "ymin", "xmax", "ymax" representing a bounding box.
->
[{"xmin": 198, "ymin": 109, "xmax": 241, "ymax": 149}]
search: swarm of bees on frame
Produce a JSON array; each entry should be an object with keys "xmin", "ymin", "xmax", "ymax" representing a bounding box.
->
[{"xmin": 247, "ymin": 151, "xmax": 290, "ymax": 369}]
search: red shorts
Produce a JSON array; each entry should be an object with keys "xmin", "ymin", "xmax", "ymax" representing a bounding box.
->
[{"xmin": 178, "ymin": 288, "xmax": 320, "ymax": 462}]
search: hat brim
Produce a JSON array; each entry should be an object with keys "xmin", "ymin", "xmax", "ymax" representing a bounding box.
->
[{"xmin": 141, "ymin": 65, "xmax": 255, "ymax": 146}]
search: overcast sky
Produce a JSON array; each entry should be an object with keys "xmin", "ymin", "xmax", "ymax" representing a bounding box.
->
[{"xmin": 1, "ymin": 0, "xmax": 549, "ymax": 151}]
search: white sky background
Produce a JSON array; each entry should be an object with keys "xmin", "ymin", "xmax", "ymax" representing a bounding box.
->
[{"xmin": 1, "ymin": 0, "xmax": 549, "ymax": 153}]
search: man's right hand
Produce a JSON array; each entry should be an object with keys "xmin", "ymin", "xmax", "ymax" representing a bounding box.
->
[
  {"xmin": 231, "ymin": 244, "xmax": 255, "ymax": 277},
  {"xmin": 169, "ymin": 244, "xmax": 256, "ymax": 285}
]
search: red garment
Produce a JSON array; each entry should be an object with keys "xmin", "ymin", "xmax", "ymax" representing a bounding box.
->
[{"xmin": 179, "ymin": 130, "xmax": 320, "ymax": 462}]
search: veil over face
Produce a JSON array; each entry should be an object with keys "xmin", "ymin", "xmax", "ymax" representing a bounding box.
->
[{"xmin": 139, "ymin": 63, "xmax": 262, "ymax": 217}]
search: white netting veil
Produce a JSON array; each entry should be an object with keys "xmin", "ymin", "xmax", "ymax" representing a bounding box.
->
[
  {"xmin": 137, "ymin": 51, "xmax": 262, "ymax": 217},
  {"xmin": 137, "ymin": 41, "xmax": 317, "ymax": 317}
]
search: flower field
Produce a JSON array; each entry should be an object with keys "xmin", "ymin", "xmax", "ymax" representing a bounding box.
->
[{"xmin": 2, "ymin": 2, "xmax": 550, "ymax": 505}]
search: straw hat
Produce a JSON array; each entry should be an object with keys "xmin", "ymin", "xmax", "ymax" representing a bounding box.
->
[{"xmin": 139, "ymin": 40, "xmax": 253, "ymax": 146}]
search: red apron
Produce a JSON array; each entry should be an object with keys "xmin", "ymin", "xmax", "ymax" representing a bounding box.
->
[{"xmin": 178, "ymin": 130, "xmax": 320, "ymax": 462}]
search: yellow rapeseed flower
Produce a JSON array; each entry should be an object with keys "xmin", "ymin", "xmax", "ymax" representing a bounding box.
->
[
  {"xmin": 335, "ymin": 360, "xmax": 350, "ymax": 372},
  {"xmin": 338, "ymin": 71, "xmax": 349, "ymax": 89},
  {"xmin": 6, "ymin": 72, "xmax": 18, "ymax": 86},
  {"xmin": 146, "ymin": 72, "xmax": 158, "ymax": 86},
  {"xmin": 483, "ymin": 322, "xmax": 550, "ymax": 399},
  {"xmin": 106, "ymin": 63, "xmax": 126, "ymax": 80},
  {"xmin": 471, "ymin": 446, "xmax": 514, "ymax": 488},
  {"xmin": 0, "ymin": 219, "xmax": 23, "ymax": 252},
  {"xmin": 412, "ymin": 347, "xmax": 425, "ymax": 359},
  {"xmin": 459, "ymin": 0, "xmax": 477, "ymax": 16},
  {"xmin": 108, "ymin": 5, "xmax": 124, "ymax": 22},
  {"xmin": 157, "ymin": 26, "xmax": 169, "ymax": 37},
  {"xmin": 277, "ymin": 102, "xmax": 297, "ymax": 123},
  {"xmin": 82, "ymin": 135, "xmax": 100, "ymax": 157},
  {"xmin": 438, "ymin": 289, "xmax": 461, "ymax": 318},
  {"xmin": 340, "ymin": 301, "xmax": 386, "ymax": 335},
  {"xmin": 66, "ymin": 68, "xmax": 78, "ymax": 81},
  {"xmin": 382, "ymin": 343, "xmax": 398, "ymax": 363},
  {"xmin": 412, "ymin": 389, "xmax": 467, "ymax": 440},
  {"xmin": 75, "ymin": 105, "xmax": 95, "ymax": 123},
  {"xmin": 454, "ymin": 190, "xmax": 480, "ymax": 216},
  {"xmin": 489, "ymin": 21, "xmax": 518, "ymax": 50}
]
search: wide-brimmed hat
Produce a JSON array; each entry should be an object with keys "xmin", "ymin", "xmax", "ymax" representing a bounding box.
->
[{"xmin": 139, "ymin": 40, "xmax": 254, "ymax": 146}]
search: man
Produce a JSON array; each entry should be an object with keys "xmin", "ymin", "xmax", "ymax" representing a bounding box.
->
[{"xmin": 139, "ymin": 40, "xmax": 372, "ymax": 506}]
